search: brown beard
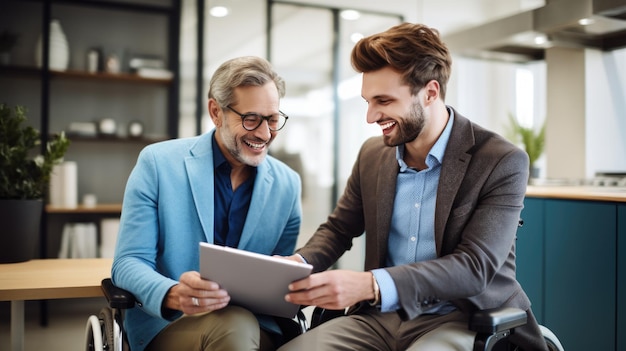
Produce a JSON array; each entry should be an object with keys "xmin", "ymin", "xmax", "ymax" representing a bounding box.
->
[{"xmin": 383, "ymin": 101, "xmax": 425, "ymax": 147}]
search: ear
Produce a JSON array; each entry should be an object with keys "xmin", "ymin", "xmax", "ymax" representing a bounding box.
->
[
  {"xmin": 208, "ymin": 99, "xmax": 222, "ymax": 127},
  {"xmin": 424, "ymin": 80, "xmax": 440, "ymax": 104}
]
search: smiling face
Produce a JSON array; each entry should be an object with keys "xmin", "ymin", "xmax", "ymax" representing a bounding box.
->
[
  {"xmin": 362, "ymin": 66, "xmax": 426, "ymax": 147},
  {"xmin": 210, "ymin": 82, "xmax": 281, "ymax": 167}
]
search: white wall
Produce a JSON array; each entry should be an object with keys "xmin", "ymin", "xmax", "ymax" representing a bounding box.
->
[
  {"xmin": 585, "ymin": 48, "xmax": 626, "ymax": 178},
  {"xmin": 450, "ymin": 47, "xmax": 626, "ymax": 181}
]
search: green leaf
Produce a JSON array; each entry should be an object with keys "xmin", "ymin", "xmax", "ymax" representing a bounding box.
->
[
  {"xmin": 0, "ymin": 103, "xmax": 70, "ymax": 199},
  {"xmin": 506, "ymin": 112, "xmax": 545, "ymax": 170}
]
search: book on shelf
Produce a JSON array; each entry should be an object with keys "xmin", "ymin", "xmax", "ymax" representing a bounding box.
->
[{"xmin": 136, "ymin": 67, "xmax": 173, "ymax": 79}]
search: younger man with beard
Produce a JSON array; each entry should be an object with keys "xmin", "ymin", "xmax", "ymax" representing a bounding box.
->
[{"xmin": 279, "ymin": 23, "xmax": 547, "ymax": 351}]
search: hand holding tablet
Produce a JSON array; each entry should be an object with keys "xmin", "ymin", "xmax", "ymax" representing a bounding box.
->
[{"xmin": 199, "ymin": 242, "xmax": 313, "ymax": 318}]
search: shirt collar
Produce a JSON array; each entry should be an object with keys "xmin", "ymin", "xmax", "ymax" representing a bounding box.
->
[
  {"xmin": 396, "ymin": 106, "xmax": 455, "ymax": 171},
  {"xmin": 212, "ymin": 133, "xmax": 229, "ymax": 170}
]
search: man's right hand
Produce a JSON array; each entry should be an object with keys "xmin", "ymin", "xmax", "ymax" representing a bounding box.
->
[{"xmin": 165, "ymin": 271, "xmax": 230, "ymax": 314}]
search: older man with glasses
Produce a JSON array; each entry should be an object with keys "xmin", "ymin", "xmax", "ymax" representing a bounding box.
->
[{"xmin": 111, "ymin": 56, "xmax": 302, "ymax": 351}]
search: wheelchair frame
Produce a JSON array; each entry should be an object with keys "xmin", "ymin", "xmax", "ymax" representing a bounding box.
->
[{"xmin": 86, "ymin": 278, "xmax": 563, "ymax": 351}]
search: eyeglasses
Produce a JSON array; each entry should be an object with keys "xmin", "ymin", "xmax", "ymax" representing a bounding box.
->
[{"xmin": 226, "ymin": 105, "xmax": 289, "ymax": 131}]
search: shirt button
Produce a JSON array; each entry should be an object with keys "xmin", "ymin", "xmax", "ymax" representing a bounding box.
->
[
  {"xmin": 410, "ymin": 236, "xmax": 416, "ymax": 242},
  {"xmin": 414, "ymin": 203, "xmax": 420, "ymax": 208}
]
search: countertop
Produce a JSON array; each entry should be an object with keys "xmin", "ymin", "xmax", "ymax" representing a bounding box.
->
[{"xmin": 526, "ymin": 185, "xmax": 626, "ymax": 202}]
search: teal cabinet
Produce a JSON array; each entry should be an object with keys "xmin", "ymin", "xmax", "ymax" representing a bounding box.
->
[
  {"xmin": 521, "ymin": 198, "xmax": 620, "ymax": 351},
  {"xmin": 618, "ymin": 205, "xmax": 626, "ymax": 351},
  {"xmin": 544, "ymin": 200, "xmax": 616, "ymax": 351}
]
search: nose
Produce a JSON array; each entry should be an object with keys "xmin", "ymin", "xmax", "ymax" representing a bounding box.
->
[
  {"xmin": 253, "ymin": 119, "xmax": 272, "ymax": 139},
  {"xmin": 366, "ymin": 105, "xmax": 380, "ymax": 124}
]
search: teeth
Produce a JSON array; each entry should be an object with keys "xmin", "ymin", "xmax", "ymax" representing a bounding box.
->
[
  {"xmin": 245, "ymin": 140, "xmax": 265, "ymax": 149},
  {"xmin": 380, "ymin": 121, "xmax": 396, "ymax": 130}
]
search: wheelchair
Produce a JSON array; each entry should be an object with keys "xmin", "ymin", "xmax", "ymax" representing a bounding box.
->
[
  {"xmin": 310, "ymin": 306, "xmax": 563, "ymax": 351},
  {"xmin": 86, "ymin": 278, "xmax": 563, "ymax": 351},
  {"xmin": 85, "ymin": 278, "xmax": 308, "ymax": 351}
]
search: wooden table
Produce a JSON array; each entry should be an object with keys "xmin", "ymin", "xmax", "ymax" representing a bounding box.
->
[{"xmin": 0, "ymin": 258, "xmax": 112, "ymax": 351}]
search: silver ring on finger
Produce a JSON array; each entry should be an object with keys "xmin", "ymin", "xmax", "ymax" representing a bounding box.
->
[{"xmin": 192, "ymin": 297, "xmax": 199, "ymax": 306}]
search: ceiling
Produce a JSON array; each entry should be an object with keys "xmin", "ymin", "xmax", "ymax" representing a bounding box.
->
[
  {"xmin": 282, "ymin": 0, "xmax": 626, "ymax": 62},
  {"xmin": 280, "ymin": 0, "xmax": 546, "ymax": 35},
  {"xmin": 191, "ymin": 0, "xmax": 626, "ymax": 98},
  {"xmin": 442, "ymin": 0, "xmax": 626, "ymax": 62}
]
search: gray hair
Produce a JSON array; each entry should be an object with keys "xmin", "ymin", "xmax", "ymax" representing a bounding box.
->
[{"xmin": 208, "ymin": 56, "xmax": 286, "ymax": 107}]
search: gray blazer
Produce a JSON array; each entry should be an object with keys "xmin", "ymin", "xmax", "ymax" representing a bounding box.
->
[{"xmin": 297, "ymin": 108, "xmax": 547, "ymax": 350}]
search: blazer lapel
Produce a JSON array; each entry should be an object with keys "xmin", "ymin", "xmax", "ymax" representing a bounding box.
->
[
  {"xmin": 375, "ymin": 147, "xmax": 399, "ymax": 267},
  {"xmin": 435, "ymin": 111, "xmax": 473, "ymax": 255},
  {"xmin": 185, "ymin": 132, "xmax": 216, "ymax": 243}
]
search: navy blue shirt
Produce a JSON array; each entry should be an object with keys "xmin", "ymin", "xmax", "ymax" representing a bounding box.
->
[{"xmin": 212, "ymin": 135, "xmax": 256, "ymax": 248}]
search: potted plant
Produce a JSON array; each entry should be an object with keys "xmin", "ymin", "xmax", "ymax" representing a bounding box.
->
[
  {"xmin": 506, "ymin": 112, "xmax": 545, "ymax": 180},
  {"xmin": 0, "ymin": 103, "xmax": 70, "ymax": 263}
]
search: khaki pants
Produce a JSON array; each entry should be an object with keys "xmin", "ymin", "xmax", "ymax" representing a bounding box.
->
[
  {"xmin": 145, "ymin": 305, "xmax": 278, "ymax": 351},
  {"xmin": 278, "ymin": 308, "xmax": 475, "ymax": 351}
]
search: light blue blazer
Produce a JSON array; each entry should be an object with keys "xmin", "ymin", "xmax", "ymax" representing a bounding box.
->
[{"xmin": 111, "ymin": 130, "xmax": 302, "ymax": 351}]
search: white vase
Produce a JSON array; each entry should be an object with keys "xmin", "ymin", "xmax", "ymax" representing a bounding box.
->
[{"xmin": 35, "ymin": 19, "xmax": 69, "ymax": 71}]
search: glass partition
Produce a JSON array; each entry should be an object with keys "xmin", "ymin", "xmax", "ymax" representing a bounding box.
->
[
  {"xmin": 269, "ymin": 2, "xmax": 401, "ymax": 266},
  {"xmin": 179, "ymin": 0, "xmax": 401, "ymax": 267}
]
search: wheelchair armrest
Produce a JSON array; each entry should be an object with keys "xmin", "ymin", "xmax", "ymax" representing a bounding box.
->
[
  {"xmin": 101, "ymin": 278, "xmax": 136, "ymax": 309},
  {"xmin": 310, "ymin": 307, "xmax": 346, "ymax": 329},
  {"xmin": 469, "ymin": 307, "xmax": 527, "ymax": 334}
]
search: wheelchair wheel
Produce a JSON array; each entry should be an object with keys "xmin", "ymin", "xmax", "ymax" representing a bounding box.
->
[
  {"xmin": 99, "ymin": 307, "xmax": 116, "ymax": 351},
  {"xmin": 85, "ymin": 307, "xmax": 116, "ymax": 351},
  {"xmin": 85, "ymin": 314, "xmax": 103, "ymax": 351},
  {"xmin": 539, "ymin": 325, "xmax": 564, "ymax": 351}
]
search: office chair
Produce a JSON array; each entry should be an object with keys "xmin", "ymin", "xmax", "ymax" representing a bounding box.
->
[{"xmin": 85, "ymin": 278, "xmax": 308, "ymax": 351}]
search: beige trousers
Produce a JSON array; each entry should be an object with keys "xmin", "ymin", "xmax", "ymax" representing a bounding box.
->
[
  {"xmin": 145, "ymin": 305, "xmax": 277, "ymax": 351},
  {"xmin": 278, "ymin": 308, "xmax": 476, "ymax": 351}
]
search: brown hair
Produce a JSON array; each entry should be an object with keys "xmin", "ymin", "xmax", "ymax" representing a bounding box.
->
[{"xmin": 351, "ymin": 23, "xmax": 452, "ymax": 100}]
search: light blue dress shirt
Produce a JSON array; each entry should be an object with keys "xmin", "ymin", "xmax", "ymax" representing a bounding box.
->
[{"xmin": 372, "ymin": 108, "xmax": 455, "ymax": 313}]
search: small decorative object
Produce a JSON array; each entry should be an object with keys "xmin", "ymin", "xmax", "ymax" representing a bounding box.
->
[
  {"xmin": 127, "ymin": 120, "xmax": 144, "ymax": 138},
  {"xmin": 82, "ymin": 193, "xmax": 97, "ymax": 208},
  {"xmin": 98, "ymin": 117, "xmax": 117, "ymax": 136},
  {"xmin": 49, "ymin": 161, "xmax": 78, "ymax": 208},
  {"xmin": 35, "ymin": 19, "xmax": 70, "ymax": 71},
  {"xmin": 67, "ymin": 121, "xmax": 98, "ymax": 136},
  {"xmin": 86, "ymin": 47, "xmax": 102, "ymax": 73},
  {"xmin": 0, "ymin": 103, "xmax": 70, "ymax": 263},
  {"xmin": 0, "ymin": 29, "xmax": 19, "ymax": 65},
  {"xmin": 505, "ymin": 112, "xmax": 545, "ymax": 180},
  {"xmin": 105, "ymin": 54, "xmax": 120, "ymax": 74}
]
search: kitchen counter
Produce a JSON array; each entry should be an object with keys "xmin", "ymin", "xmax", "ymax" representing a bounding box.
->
[
  {"xmin": 526, "ymin": 185, "xmax": 626, "ymax": 202},
  {"xmin": 517, "ymin": 192, "xmax": 626, "ymax": 351}
]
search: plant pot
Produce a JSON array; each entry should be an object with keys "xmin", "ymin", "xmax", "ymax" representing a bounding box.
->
[{"xmin": 0, "ymin": 199, "xmax": 43, "ymax": 263}]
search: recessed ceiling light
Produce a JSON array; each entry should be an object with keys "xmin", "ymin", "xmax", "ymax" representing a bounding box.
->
[
  {"xmin": 340, "ymin": 9, "xmax": 360, "ymax": 20},
  {"xmin": 210, "ymin": 6, "xmax": 229, "ymax": 18},
  {"xmin": 534, "ymin": 34, "xmax": 548, "ymax": 45},
  {"xmin": 350, "ymin": 32, "xmax": 364, "ymax": 43}
]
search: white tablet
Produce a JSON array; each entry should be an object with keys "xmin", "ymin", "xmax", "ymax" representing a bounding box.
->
[{"xmin": 199, "ymin": 242, "xmax": 313, "ymax": 318}]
